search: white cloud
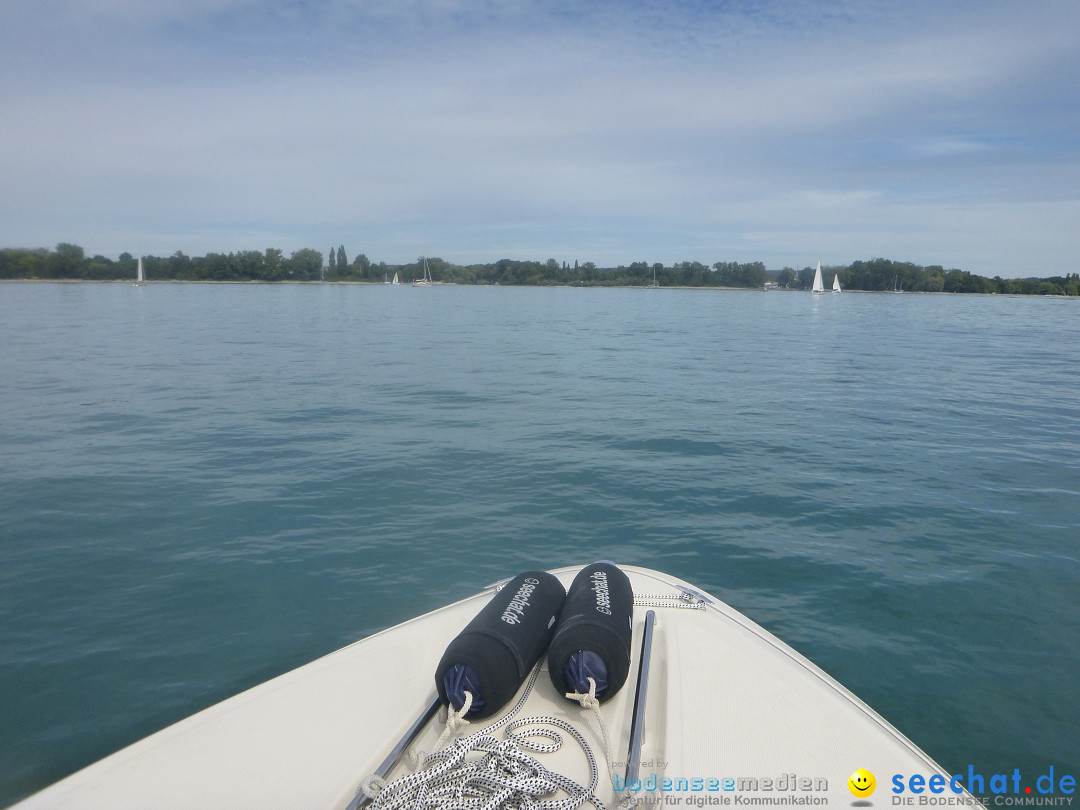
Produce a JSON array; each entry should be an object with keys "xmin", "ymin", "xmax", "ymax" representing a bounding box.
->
[{"xmin": 2, "ymin": 0, "xmax": 1079, "ymax": 275}]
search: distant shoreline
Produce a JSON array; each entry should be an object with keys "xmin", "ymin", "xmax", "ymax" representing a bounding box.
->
[
  {"xmin": 5, "ymin": 246, "xmax": 1077, "ymax": 294},
  {"xmin": 4, "ymin": 278, "xmax": 1075, "ymax": 298}
]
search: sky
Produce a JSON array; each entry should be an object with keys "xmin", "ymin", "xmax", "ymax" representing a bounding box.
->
[{"xmin": 2, "ymin": 0, "xmax": 1078, "ymax": 277}]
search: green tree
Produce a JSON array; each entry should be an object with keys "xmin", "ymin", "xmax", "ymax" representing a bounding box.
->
[
  {"xmin": 167, "ymin": 251, "xmax": 191, "ymax": 280},
  {"xmin": 0, "ymin": 248, "xmax": 49, "ymax": 279},
  {"xmin": 264, "ymin": 248, "xmax": 284, "ymax": 281},
  {"xmin": 83, "ymin": 255, "xmax": 116, "ymax": 279},
  {"xmin": 675, "ymin": 261, "xmax": 708, "ymax": 285},
  {"xmin": 352, "ymin": 253, "xmax": 371, "ymax": 279},
  {"xmin": 231, "ymin": 250, "xmax": 264, "ymax": 280},
  {"xmin": 727, "ymin": 261, "xmax": 768, "ymax": 287},
  {"xmin": 289, "ymin": 248, "xmax": 323, "ymax": 281},
  {"xmin": 49, "ymin": 243, "xmax": 85, "ymax": 278}
]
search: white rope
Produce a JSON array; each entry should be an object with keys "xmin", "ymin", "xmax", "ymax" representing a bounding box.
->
[
  {"xmin": 362, "ymin": 666, "xmax": 607, "ymax": 810},
  {"xmin": 361, "ymin": 774, "xmax": 388, "ymax": 800},
  {"xmin": 563, "ymin": 677, "xmax": 613, "ymax": 788},
  {"xmin": 433, "ymin": 690, "xmax": 473, "ymax": 753},
  {"xmin": 633, "ymin": 593, "xmax": 705, "ymax": 610},
  {"xmin": 367, "ymin": 717, "xmax": 603, "ymax": 810}
]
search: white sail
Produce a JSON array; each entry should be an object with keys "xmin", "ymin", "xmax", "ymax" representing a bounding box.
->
[
  {"xmin": 392, "ymin": 272, "xmax": 400, "ymax": 284},
  {"xmin": 412, "ymin": 258, "xmax": 432, "ymax": 287},
  {"xmin": 832, "ymin": 273, "xmax": 841, "ymax": 293},
  {"xmin": 135, "ymin": 256, "xmax": 145, "ymax": 286},
  {"xmin": 811, "ymin": 262, "xmax": 825, "ymax": 294}
]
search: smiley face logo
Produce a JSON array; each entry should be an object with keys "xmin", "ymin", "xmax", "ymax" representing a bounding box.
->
[{"xmin": 848, "ymin": 768, "xmax": 876, "ymax": 798}]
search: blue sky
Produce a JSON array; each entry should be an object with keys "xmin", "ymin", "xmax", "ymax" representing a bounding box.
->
[{"xmin": 2, "ymin": 0, "xmax": 1078, "ymax": 276}]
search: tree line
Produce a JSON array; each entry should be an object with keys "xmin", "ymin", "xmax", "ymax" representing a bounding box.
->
[
  {"xmin": 798, "ymin": 258, "xmax": 1079, "ymax": 296},
  {"xmin": 1, "ymin": 243, "xmax": 1076, "ymax": 296}
]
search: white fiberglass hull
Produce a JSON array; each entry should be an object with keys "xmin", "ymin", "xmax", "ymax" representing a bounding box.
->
[{"xmin": 13, "ymin": 566, "xmax": 949, "ymax": 810}]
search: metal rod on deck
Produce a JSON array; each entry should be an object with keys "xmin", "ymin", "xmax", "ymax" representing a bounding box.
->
[
  {"xmin": 347, "ymin": 693, "xmax": 442, "ymax": 810},
  {"xmin": 624, "ymin": 609, "xmax": 656, "ymax": 787}
]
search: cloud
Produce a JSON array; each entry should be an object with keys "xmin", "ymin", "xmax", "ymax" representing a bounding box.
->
[{"xmin": 2, "ymin": 0, "xmax": 1079, "ymax": 274}]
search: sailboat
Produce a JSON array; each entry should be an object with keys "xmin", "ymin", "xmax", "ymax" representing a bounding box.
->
[
  {"xmin": 832, "ymin": 274, "xmax": 841, "ymax": 293},
  {"xmin": 811, "ymin": 262, "xmax": 825, "ymax": 295},
  {"xmin": 649, "ymin": 266, "xmax": 659, "ymax": 288},
  {"xmin": 411, "ymin": 258, "xmax": 432, "ymax": 287},
  {"xmin": 134, "ymin": 256, "xmax": 145, "ymax": 287},
  {"xmin": 391, "ymin": 272, "xmax": 400, "ymax": 285},
  {"xmin": 893, "ymin": 275, "xmax": 903, "ymax": 293}
]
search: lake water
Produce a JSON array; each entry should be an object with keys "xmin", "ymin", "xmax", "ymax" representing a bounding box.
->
[{"xmin": 1, "ymin": 282, "xmax": 1077, "ymax": 804}]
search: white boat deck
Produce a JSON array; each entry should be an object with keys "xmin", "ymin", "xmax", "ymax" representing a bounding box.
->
[{"xmin": 13, "ymin": 566, "xmax": 949, "ymax": 810}]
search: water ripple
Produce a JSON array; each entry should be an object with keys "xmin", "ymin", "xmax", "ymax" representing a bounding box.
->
[{"xmin": 0, "ymin": 284, "xmax": 1077, "ymax": 802}]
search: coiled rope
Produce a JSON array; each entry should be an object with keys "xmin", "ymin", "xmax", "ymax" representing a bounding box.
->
[{"xmin": 360, "ymin": 666, "xmax": 609, "ymax": 810}]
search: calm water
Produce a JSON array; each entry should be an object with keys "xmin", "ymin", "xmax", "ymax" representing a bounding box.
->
[{"xmin": 1, "ymin": 283, "xmax": 1077, "ymax": 803}]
